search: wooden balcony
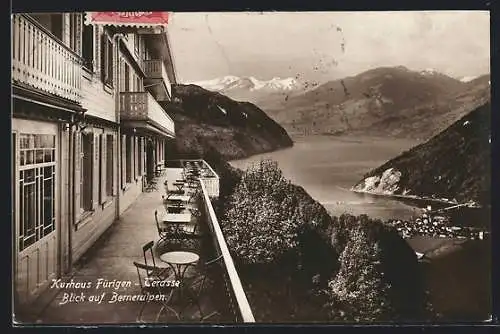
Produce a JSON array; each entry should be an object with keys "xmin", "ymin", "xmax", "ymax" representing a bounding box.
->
[
  {"xmin": 119, "ymin": 91, "xmax": 175, "ymax": 138},
  {"xmin": 143, "ymin": 59, "xmax": 172, "ymax": 101},
  {"xmin": 11, "ymin": 14, "xmax": 82, "ymax": 103}
]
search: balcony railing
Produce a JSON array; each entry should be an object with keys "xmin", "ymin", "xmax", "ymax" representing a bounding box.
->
[
  {"xmin": 119, "ymin": 91, "xmax": 175, "ymax": 136},
  {"xmin": 11, "ymin": 14, "xmax": 82, "ymax": 103},
  {"xmin": 143, "ymin": 59, "xmax": 172, "ymax": 98}
]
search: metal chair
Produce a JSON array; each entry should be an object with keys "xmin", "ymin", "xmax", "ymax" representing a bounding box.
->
[
  {"xmin": 142, "ymin": 241, "xmax": 171, "ymax": 279},
  {"xmin": 155, "ymin": 210, "xmax": 171, "ymax": 248},
  {"xmin": 179, "ymin": 255, "xmax": 224, "ymax": 322},
  {"xmin": 155, "ymin": 210, "xmax": 201, "ymax": 246},
  {"xmin": 133, "ymin": 261, "xmax": 180, "ymax": 322},
  {"xmin": 166, "ymin": 205, "xmax": 186, "ymax": 214},
  {"xmin": 145, "ymin": 176, "xmax": 159, "ymax": 192}
]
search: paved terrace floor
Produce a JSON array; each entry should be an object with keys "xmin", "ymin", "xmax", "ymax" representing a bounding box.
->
[{"xmin": 16, "ymin": 173, "xmax": 233, "ymax": 325}]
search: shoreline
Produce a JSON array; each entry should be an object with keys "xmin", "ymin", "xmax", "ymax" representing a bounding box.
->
[{"xmin": 349, "ymin": 188, "xmax": 466, "ymax": 208}]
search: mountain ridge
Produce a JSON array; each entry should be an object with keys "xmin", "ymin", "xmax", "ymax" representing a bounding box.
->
[
  {"xmin": 163, "ymin": 84, "xmax": 294, "ymax": 160},
  {"xmin": 261, "ymin": 67, "xmax": 490, "ymax": 140},
  {"xmin": 352, "ymin": 101, "xmax": 491, "ymax": 207},
  {"xmin": 188, "ymin": 75, "xmax": 303, "ymax": 92}
]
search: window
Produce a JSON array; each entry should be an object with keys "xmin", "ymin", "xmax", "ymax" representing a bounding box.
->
[
  {"xmin": 82, "ymin": 24, "xmax": 94, "ymax": 70},
  {"xmin": 126, "ymin": 136, "xmax": 132, "ymax": 183},
  {"xmin": 106, "ymin": 134, "xmax": 114, "ymax": 196},
  {"xmin": 101, "ymin": 34, "xmax": 114, "ymax": 86},
  {"xmin": 30, "ymin": 14, "xmax": 63, "ymax": 40},
  {"xmin": 80, "ymin": 133, "xmax": 93, "ymax": 212},
  {"xmin": 18, "ymin": 134, "xmax": 56, "ymax": 251}
]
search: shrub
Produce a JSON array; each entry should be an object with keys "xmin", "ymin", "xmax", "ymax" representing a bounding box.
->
[
  {"xmin": 214, "ymin": 158, "xmax": 426, "ymax": 321},
  {"xmin": 323, "ymin": 214, "xmax": 425, "ymax": 321},
  {"xmin": 221, "ymin": 159, "xmax": 332, "ymax": 266}
]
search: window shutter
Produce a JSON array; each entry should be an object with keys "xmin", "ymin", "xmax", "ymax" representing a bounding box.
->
[
  {"xmin": 94, "ymin": 26, "xmax": 101, "ymax": 76},
  {"xmin": 130, "ymin": 136, "xmax": 134, "ymax": 181},
  {"xmin": 112, "ymin": 134, "xmax": 117, "ymax": 196},
  {"xmin": 63, "ymin": 14, "xmax": 71, "ymax": 46},
  {"xmin": 134, "ymin": 137, "xmax": 139, "ymax": 180},
  {"xmin": 121, "ymin": 134, "xmax": 126, "ymax": 189},
  {"xmin": 161, "ymin": 141, "xmax": 164, "ymax": 163},
  {"xmin": 140, "ymin": 137, "xmax": 145, "ymax": 175},
  {"xmin": 75, "ymin": 14, "xmax": 82, "ymax": 56},
  {"xmin": 120, "ymin": 59, "xmax": 125, "ymax": 92},
  {"xmin": 157, "ymin": 141, "xmax": 160, "ymax": 163},
  {"xmin": 100, "ymin": 34, "xmax": 106, "ymax": 82},
  {"xmin": 91, "ymin": 133, "xmax": 98, "ymax": 210},
  {"xmin": 107, "ymin": 38, "xmax": 114, "ymax": 85},
  {"xmin": 74, "ymin": 132, "xmax": 81, "ymax": 222},
  {"xmin": 163, "ymin": 140, "xmax": 167, "ymax": 163},
  {"xmin": 131, "ymin": 136, "xmax": 135, "ymax": 180},
  {"xmin": 100, "ymin": 134, "xmax": 106, "ymax": 204}
]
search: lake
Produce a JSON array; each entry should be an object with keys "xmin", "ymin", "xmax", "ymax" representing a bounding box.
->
[
  {"xmin": 230, "ymin": 135, "xmax": 423, "ymax": 220},
  {"xmin": 230, "ymin": 134, "xmax": 492, "ymax": 321}
]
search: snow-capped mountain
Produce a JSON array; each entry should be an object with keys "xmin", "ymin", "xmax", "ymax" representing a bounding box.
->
[
  {"xmin": 185, "ymin": 75, "xmax": 305, "ymax": 105},
  {"xmin": 459, "ymin": 75, "xmax": 480, "ymax": 83},
  {"xmin": 420, "ymin": 68, "xmax": 441, "ymax": 76},
  {"xmin": 188, "ymin": 75, "xmax": 303, "ymax": 92}
]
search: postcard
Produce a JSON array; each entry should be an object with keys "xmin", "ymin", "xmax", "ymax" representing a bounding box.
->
[{"xmin": 11, "ymin": 11, "xmax": 491, "ymax": 325}]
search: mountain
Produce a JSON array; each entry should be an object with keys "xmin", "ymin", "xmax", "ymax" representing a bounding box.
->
[
  {"xmin": 187, "ymin": 75, "xmax": 305, "ymax": 105},
  {"xmin": 262, "ymin": 66, "xmax": 490, "ymax": 140},
  {"xmin": 352, "ymin": 102, "xmax": 491, "ymax": 206},
  {"xmin": 459, "ymin": 75, "xmax": 480, "ymax": 83},
  {"xmin": 189, "ymin": 75, "xmax": 303, "ymax": 92},
  {"xmin": 162, "ymin": 84, "xmax": 293, "ymax": 160}
]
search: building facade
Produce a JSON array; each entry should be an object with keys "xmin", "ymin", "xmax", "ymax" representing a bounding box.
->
[{"xmin": 11, "ymin": 13, "xmax": 176, "ymax": 306}]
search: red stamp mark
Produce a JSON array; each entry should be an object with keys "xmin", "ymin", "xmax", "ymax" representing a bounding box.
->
[{"xmin": 86, "ymin": 12, "xmax": 170, "ymax": 26}]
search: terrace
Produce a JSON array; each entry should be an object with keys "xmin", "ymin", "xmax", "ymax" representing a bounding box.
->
[{"xmin": 19, "ymin": 160, "xmax": 254, "ymax": 324}]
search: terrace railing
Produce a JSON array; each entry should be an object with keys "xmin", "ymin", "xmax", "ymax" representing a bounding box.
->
[
  {"xmin": 198, "ymin": 179, "xmax": 255, "ymax": 322},
  {"xmin": 167, "ymin": 159, "xmax": 219, "ymax": 198},
  {"xmin": 165, "ymin": 159, "xmax": 254, "ymax": 322}
]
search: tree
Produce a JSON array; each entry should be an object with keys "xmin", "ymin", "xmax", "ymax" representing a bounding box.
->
[
  {"xmin": 323, "ymin": 214, "xmax": 425, "ymax": 322},
  {"xmin": 221, "ymin": 159, "xmax": 332, "ymax": 267},
  {"xmin": 325, "ymin": 222, "xmax": 394, "ymax": 321}
]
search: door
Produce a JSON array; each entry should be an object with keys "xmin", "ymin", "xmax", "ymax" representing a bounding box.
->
[{"xmin": 13, "ymin": 119, "xmax": 59, "ymax": 305}]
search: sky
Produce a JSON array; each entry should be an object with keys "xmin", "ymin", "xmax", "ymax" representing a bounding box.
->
[{"xmin": 166, "ymin": 11, "xmax": 490, "ymax": 84}]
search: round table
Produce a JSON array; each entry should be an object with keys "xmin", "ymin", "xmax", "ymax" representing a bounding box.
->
[
  {"xmin": 160, "ymin": 251, "xmax": 200, "ymax": 306},
  {"xmin": 160, "ymin": 251, "xmax": 200, "ymax": 281}
]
